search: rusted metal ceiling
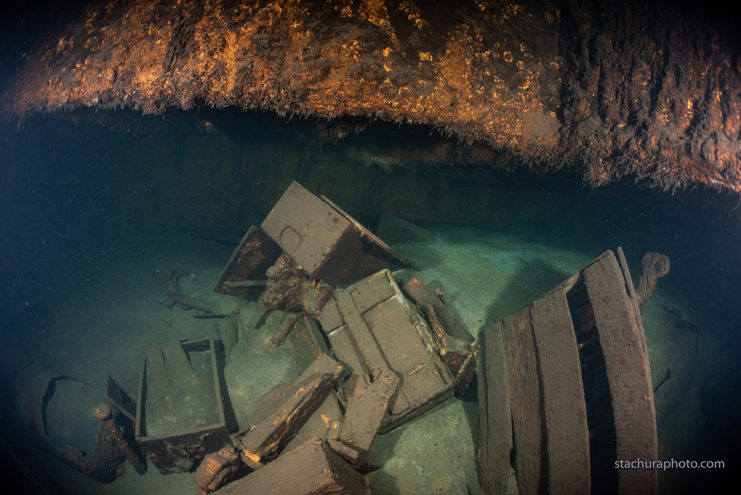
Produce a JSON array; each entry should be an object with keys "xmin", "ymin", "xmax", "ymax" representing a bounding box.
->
[{"xmin": 3, "ymin": 0, "xmax": 739, "ymax": 191}]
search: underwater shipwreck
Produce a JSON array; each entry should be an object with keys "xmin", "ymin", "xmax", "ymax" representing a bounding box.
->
[{"xmin": 0, "ymin": 1, "xmax": 739, "ymax": 494}]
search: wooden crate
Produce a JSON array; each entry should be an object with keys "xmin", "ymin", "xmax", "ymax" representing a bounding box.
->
[
  {"xmin": 318, "ymin": 269, "xmax": 454, "ymax": 432},
  {"xmin": 135, "ymin": 338, "xmax": 232, "ymax": 473},
  {"xmin": 261, "ymin": 181, "xmax": 409, "ymax": 287}
]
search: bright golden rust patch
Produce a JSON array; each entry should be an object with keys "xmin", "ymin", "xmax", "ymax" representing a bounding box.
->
[
  {"xmin": 6, "ymin": 0, "xmax": 739, "ymax": 192},
  {"xmin": 320, "ymin": 413, "xmax": 331, "ymax": 426},
  {"xmin": 242, "ymin": 449, "xmax": 261, "ymax": 464},
  {"xmin": 399, "ymin": 0, "xmax": 426, "ymax": 30}
]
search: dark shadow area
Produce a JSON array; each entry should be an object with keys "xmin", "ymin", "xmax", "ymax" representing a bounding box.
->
[
  {"xmin": 459, "ymin": 390, "xmax": 480, "ymax": 459},
  {"xmin": 484, "ymin": 259, "xmax": 571, "ymax": 324},
  {"xmin": 367, "ymin": 468, "xmax": 401, "ymax": 495},
  {"xmin": 0, "ymin": 432, "xmax": 71, "ymax": 495},
  {"xmin": 213, "ymin": 339, "xmax": 240, "ymax": 434}
]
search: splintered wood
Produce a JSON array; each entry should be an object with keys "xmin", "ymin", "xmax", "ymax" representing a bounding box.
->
[
  {"xmin": 238, "ymin": 354, "xmax": 347, "ymax": 466},
  {"xmin": 213, "ymin": 438, "xmax": 371, "ymax": 495},
  {"xmin": 330, "ymin": 368, "xmax": 400, "ymax": 466},
  {"xmin": 477, "ymin": 249, "xmax": 657, "ymax": 495},
  {"xmin": 402, "ymin": 277, "xmax": 473, "ymax": 342}
]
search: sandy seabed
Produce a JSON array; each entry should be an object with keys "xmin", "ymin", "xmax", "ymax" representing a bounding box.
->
[{"xmin": 4, "ymin": 222, "xmax": 713, "ymax": 495}]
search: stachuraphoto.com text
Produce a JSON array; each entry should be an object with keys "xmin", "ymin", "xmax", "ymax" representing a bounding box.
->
[{"xmin": 615, "ymin": 459, "xmax": 725, "ymax": 470}]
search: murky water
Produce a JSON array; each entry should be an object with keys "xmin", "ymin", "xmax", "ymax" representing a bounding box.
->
[{"xmin": 1, "ymin": 110, "xmax": 739, "ymax": 494}]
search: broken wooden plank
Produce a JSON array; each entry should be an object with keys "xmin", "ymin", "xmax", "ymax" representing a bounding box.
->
[
  {"xmin": 334, "ymin": 289, "xmax": 390, "ymax": 375},
  {"xmin": 402, "ymin": 277, "xmax": 473, "ymax": 342},
  {"xmin": 214, "ymin": 438, "xmax": 371, "ymax": 495},
  {"xmin": 330, "ymin": 368, "xmax": 399, "ymax": 466},
  {"xmin": 160, "ymin": 340, "xmax": 196, "ymax": 391},
  {"xmin": 500, "ymin": 306, "xmax": 544, "ymax": 495},
  {"xmin": 269, "ymin": 312, "xmax": 300, "ymax": 348},
  {"xmin": 285, "ymin": 391, "xmax": 344, "ymax": 453},
  {"xmin": 318, "ymin": 272, "xmax": 396, "ymax": 331},
  {"xmin": 582, "ymin": 251, "xmax": 658, "ymax": 495},
  {"xmin": 238, "ymin": 354, "xmax": 347, "ymax": 465},
  {"xmin": 144, "ymin": 345, "xmax": 170, "ymax": 398},
  {"xmin": 616, "ymin": 247, "xmax": 650, "ymax": 358},
  {"xmin": 530, "ymin": 290, "xmax": 590, "ymax": 495},
  {"xmin": 193, "ymin": 445, "xmax": 250, "ymax": 493},
  {"xmin": 477, "ymin": 323, "xmax": 513, "ymax": 495}
]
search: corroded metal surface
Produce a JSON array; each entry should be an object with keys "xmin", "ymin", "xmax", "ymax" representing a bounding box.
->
[{"xmin": 3, "ymin": 0, "xmax": 739, "ymax": 191}]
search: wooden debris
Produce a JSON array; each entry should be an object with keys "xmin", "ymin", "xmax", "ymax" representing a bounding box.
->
[
  {"xmin": 477, "ymin": 249, "xmax": 657, "ymax": 495},
  {"xmin": 583, "ymin": 252, "xmax": 658, "ymax": 495},
  {"xmin": 95, "ymin": 403, "xmax": 147, "ymax": 475},
  {"xmin": 402, "ymin": 277, "xmax": 473, "ymax": 342},
  {"xmin": 452, "ymin": 343, "xmax": 478, "ymax": 397},
  {"xmin": 237, "ymin": 354, "xmax": 347, "ymax": 466},
  {"xmin": 269, "ymin": 312, "xmax": 300, "ymax": 348},
  {"xmin": 477, "ymin": 323, "xmax": 513, "ymax": 495},
  {"xmin": 530, "ymin": 290, "xmax": 590, "ymax": 495},
  {"xmin": 636, "ymin": 252, "xmax": 670, "ymax": 312},
  {"xmin": 283, "ymin": 391, "xmax": 344, "ymax": 453},
  {"xmin": 263, "ymin": 253, "xmax": 332, "ymax": 316},
  {"xmin": 160, "ymin": 339, "xmax": 197, "ymax": 394},
  {"xmin": 334, "ymin": 290, "xmax": 391, "ymax": 374},
  {"xmin": 500, "ymin": 306, "xmax": 545, "ymax": 495},
  {"xmin": 421, "ymin": 304, "xmax": 476, "ymax": 396},
  {"xmin": 290, "ymin": 316, "xmax": 331, "ymax": 362},
  {"xmin": 213, "ymin": 438, "xmax": 371, "ymax": 495},
  {"xmin": 318, "ymin": 270, "xmax": 455, "ymax": 432},
  {"xmin": 163, "ymin": 291, "xmax": 225, "ymax": 316},
  {"xmin": 261, "ymin": 182, "xmax": 384, "ymax": 287},
  {"xmin": 136, "ymin": 339, "xmax": 232, "ymax": 474},
  {"xmin": 320, "ymin": 193, "xmax": 417, "ymax": 270},
  {"xmin": 62, "ymin": 421, "xmax": 125, "ymax": 483},
  {"xmin": 194, "ymin": 445, "xmax": 249, "ymax": 494},
  {"xmin": 213, "ymin": 225, "xmax": 282, "ymax": 300},
  {"xmin": 329, "ymin": 367, "xmax": 399, "ymax": 467}
]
